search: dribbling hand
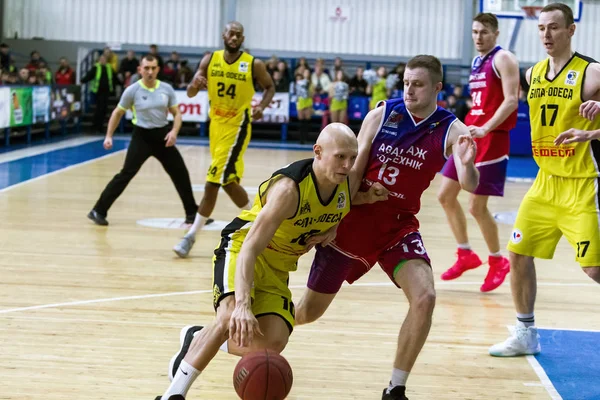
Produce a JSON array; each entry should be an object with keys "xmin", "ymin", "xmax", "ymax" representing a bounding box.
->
[
  {"xmin": 103, "ymin": 136, "xmax": 113, "ymax": 150},
  {"xmin": 229, "ymin": 303, "xmax": 263, "ymax": 348},
  {"xmin": 456, "ymin": 134, "xmax": 477, "ymax": 165}
]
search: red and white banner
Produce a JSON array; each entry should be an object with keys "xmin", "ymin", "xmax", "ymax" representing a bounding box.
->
[
  {"xmin": 125, "ymin": 91, "xmax": 289, "ymax": 124},
  {"xmin": 252, "ymin": 92, "xmax": 290, "ymax": 123}
]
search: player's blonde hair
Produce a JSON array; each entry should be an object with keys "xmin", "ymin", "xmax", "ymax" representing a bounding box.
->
[{"xmin": 406, "ymin": 55, "xmax": 443, "ymax": 84}]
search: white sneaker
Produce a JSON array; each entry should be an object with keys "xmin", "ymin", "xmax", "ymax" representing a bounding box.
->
[
  {"xmin": 173, "ymin": 235, "xmax": 195, "ymax": 258},
  {"xmin": 489, "ymin": 323, "xmax": 541, "ymax": 357}
]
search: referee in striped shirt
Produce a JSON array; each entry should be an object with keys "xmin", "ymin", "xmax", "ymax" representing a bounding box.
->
[{"xmin": 87, "ymin": 54, "xmax": 197, "ymax": 225}]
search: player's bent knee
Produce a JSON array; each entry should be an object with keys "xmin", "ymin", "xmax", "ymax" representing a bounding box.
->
[
  {"xmin": 263, "ymin": 335, "xmax": 289, "ymax": 354},
  {"xmin": 582, "ymin": 266, "xmax": 600, "ymax": 283},
  {"xmin": 413, "ymin": 288, "xmax": 436, "ymax": 316}
]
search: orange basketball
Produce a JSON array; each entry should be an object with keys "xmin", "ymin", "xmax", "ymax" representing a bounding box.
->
[{"xmin": 233, "ymin": 349, "xmax": 293, "ymax": 400}]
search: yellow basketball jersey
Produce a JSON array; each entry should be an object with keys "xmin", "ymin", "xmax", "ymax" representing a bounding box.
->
[
  {"xmin": 231, "ymin": 159, "xmax": 351, "ymax": 271},
  {"xmin": 528, "ymin": 53, "xmax": 600, "ymax": 178},
  {"xmin": 207, "ymin": 50, "xmax": 255, "ymax": 125}
]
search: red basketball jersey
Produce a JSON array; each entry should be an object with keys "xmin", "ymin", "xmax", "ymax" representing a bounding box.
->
[{"xmin": 466, "ymin": 46, "xmax": 517, "ymax": 164}]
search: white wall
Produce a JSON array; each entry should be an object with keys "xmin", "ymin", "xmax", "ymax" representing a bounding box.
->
[
  {"xmin": 498, "ymin": 1, "xmax": 600, "ymax": 64},
  {"xmin": 2, "ymin": 0, "xmax": 221, "ymax": 47},
  {"xmin": 237, "ymin": 0, "xmax": 466, "ymax": 59}
]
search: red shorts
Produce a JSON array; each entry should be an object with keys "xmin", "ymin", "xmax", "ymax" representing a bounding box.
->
[{"xmin": 307, "ymin": 214, "xmax": 431, "ymax": 294}]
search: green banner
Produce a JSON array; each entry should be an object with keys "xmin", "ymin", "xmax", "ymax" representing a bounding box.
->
[{"xmin": 10, "ymin": 87, "xmax": 33, "ymax": 127}]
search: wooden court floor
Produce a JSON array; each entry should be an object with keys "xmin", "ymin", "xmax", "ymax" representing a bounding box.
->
[{"xmin": 0, "ymin": 142, "xmax": 597, "ymax": 399}]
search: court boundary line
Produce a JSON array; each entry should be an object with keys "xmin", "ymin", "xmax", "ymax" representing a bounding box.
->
[
  {"xmin": 0, "ymin": 149, "xmax": 125, "ymax": 194},
  {"xmin": 1, "ymin": 280, "xmax": 597, "ymax": 315},
  {"xmin": 525, "ymin": 354, "xmax": 562, "ymax": 400},
  {"xmin": 0, "ymin": 136, "xmax": 101, "ymax": 164}
]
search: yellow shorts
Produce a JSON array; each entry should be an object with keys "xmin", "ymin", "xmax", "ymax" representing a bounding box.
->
[
  {"xmin": 330, "ymin": 99, "xmax": 347, "ymax": 112},
  {"xmin": 212, "ymin": 219, "xmax": 296, "ymax": 331},
  {"xmin": 207, "ymin": 118, "xmax": 251, "ymax": 185},
  {"xmin": 507, "ymin": 169, "xmax": 600, "ymax": 267},
  {"xmin": 296, "ymin": 97, "xmax": 313, "ymax": 111}
]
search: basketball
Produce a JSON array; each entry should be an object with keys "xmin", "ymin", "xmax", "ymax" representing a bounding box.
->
[{"xmin": 233, "ymin": 349, "xmax": 293, "ymax": 400}]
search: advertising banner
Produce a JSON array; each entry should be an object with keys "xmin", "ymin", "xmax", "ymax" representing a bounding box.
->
[
  {"xmin": 33, "ymin": 86, "xmax": 51, "ymax": 123},
  {"xmin": 10, "ymin": 87, "xmax": 33, "ymax": 127},
  {"xmin": 0, "ymin": 87, "xmax": 10, "ymax": 129}
]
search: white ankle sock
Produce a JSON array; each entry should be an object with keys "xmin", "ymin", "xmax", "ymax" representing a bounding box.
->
[
  {"xmin": 162, "ymin": 360, "xmax": 200, "ymax": 399},
  {"xmin": 457, "ymin": 243, "xmax": 471, "ymax": 250},
  {"xmin": 489, "ymin": 251, "xmax": 502, "ymax": 257},
  {"xmin": 241, "ymin": 200, "xmax": 252, "ymax": 210},
  {"xmin": 387, "ymin": 368, "xmax": 409, "ymax": 393},
  {"xmin": 187, "ymin": 213, "xmax": 208, "ymax": 236},
  {"xmin": 517, "ymin": 313, "xmax": 535, "ymax": 328}
]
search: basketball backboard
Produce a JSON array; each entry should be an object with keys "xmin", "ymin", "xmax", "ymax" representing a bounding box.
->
[{"xmin": 480, "ymin": 0, "xmax": 582, "ymax": 21}]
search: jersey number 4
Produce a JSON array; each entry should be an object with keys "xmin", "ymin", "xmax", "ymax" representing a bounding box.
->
[
  {"xmin": 540, "ymin": 104, "xmax": 559, "ymax": 127},
  {"xmin": 217, "ymin": 82, "xmax": 236, "ymax": 99}
]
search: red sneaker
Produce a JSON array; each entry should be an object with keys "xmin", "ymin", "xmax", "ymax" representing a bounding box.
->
[
  {"xmin": 440, "ymin": 249, "xmax": 482, "ymax": 280},
  {"xmin": 480, "ymin": 256, "xmax": 510, "ymax": 292}
]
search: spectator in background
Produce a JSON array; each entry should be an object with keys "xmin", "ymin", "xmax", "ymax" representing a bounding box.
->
[
  {"xmin": 0, "ymin": 43, "xmax": 11, "ymax": 72},
  {"xmin": 389, "ymin": 62, "xmax": 406, "ymax": 98},
  {"xmin": 103, "ymin": 47, "xmax": 119, "ymax": 72},
  {"xmin": 349, "ymin": 66, "xmax": 368, "ymax": 96},
  {"xmin": 55, "ymin": 57, "xmax": 76, "ymax": 85},
  {"xmin": 27, "ymin": 74, "xmax": 38, "ymax": 85},
  {"xmin": 367, "ymin": 66, "xmax": 388, "ymax": 110},
  {"xmin": 81, "ymin": 54, "xmax": 117, "ymax": 133},
  {"xmin": 453, "ymin": 84, "xmax": 468, "ymax": 100},
  {"xmin": 37, "ymin": 62, "xmax": 53, "ymax": 84},
  {"xmin": 17, "ymin": 67, "xmax": 30, "ymax": 84},
  {"xmin": 311, "ymin": 59, "xmax": 331, "ymax": 94},
  {"xmin": 149, "ymin": 44, "xmax": 165, "ymax": 69},
  {"xmin": 266, "ymin": 55, "xmax": 278, "ymax": 76},
  {"xmin": 295, "ymin": 57, "xmax": 310, "ymax": 76},
  {"xmin": 25, "ymin": 51, "xmax": 46, "ymax": 73},
  {"xmin": 119, "ymin": 51, "xmax": 139, "ymax": 87},
  {"xmin": 164, "ymin": 51, "xmax": 181, "ymax": 84},
  {"xmin": 331, "ymin": 57, "xmax": 345, "ymax": 79},
  {"xmin": 276, "ymin": 60, "xmax": 290, "ymax": 90},
  {"xmin": 329, "ymin": 69, "xmax": 349, "ymax": 123},
  {"xmin": 272, "ymin": 70, "xmax": 288, "ymax": 92},
  {"xmin": 445, "ymin": 94, "xmax": 468, "ymax": 122},
  {"xmin": 295, "ymin": 68, "xmax": 313, "ymax": 144},
  {"xmin": 175, "ymin": 60, "xmax": 193, "ymax": 89}
]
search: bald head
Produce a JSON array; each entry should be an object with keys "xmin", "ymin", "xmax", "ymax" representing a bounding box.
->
[
  {"xmin": 313, "ymin": 123, "xmax": 358, "ymax": 185},
  {"xmin": 224, "ymin": 21, "xmax": 244, "ymax": 34},
  {"xmin": 316, "ymin": 123, "xmax": 357, "ymax": 150}
]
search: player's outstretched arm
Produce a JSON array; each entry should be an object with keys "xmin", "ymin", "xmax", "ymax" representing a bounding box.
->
[
  {"xmin": 448, "ymin": 120, "xmax": 479, "ymax": 193},
  {"xmin": 186, "ymin": 53, "xmax": 211, "ymax": 98},
  {"xmin": 470, "ymin": 50, "xmax": 519, "ymax": 137},
  {"xmin": 230, "ymin": 178, "xmax": 299, "ymax": 347},
  {"xmin": 252, "ymin": 59, "xmax": 276, "ymax": 121},
  {"xmin": 349, "ymin": 106, "xmax": 384, "ymax": 198}
]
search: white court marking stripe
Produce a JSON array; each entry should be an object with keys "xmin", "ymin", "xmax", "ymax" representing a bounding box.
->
[
  {"xmin": 503, "ymin": 325, "xmax": 563, "ymax": 400},
  {"xmin": 0, "ymin": 136, "xmax": 101, "ymax": 164},
  {"xmin": 526, "ymin": 356, "xmax": 562, "ymax": 400},
  {"xmin": 0, "ymin": 150, "xmax": 125, "ymax": 194},
  {"xmin": 0, "ymin": 280, "xmax": 597, "ymax": 315}
]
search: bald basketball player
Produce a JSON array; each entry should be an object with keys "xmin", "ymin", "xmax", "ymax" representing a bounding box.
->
[{"xmin": 156, "ymin": 123, "xmax": 388, "ymax": 400}]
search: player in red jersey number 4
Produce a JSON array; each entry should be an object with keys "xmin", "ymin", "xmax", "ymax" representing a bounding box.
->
[{"xmin": 438, "ymin": 13, "xmax": 520, "ymax": 292}]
